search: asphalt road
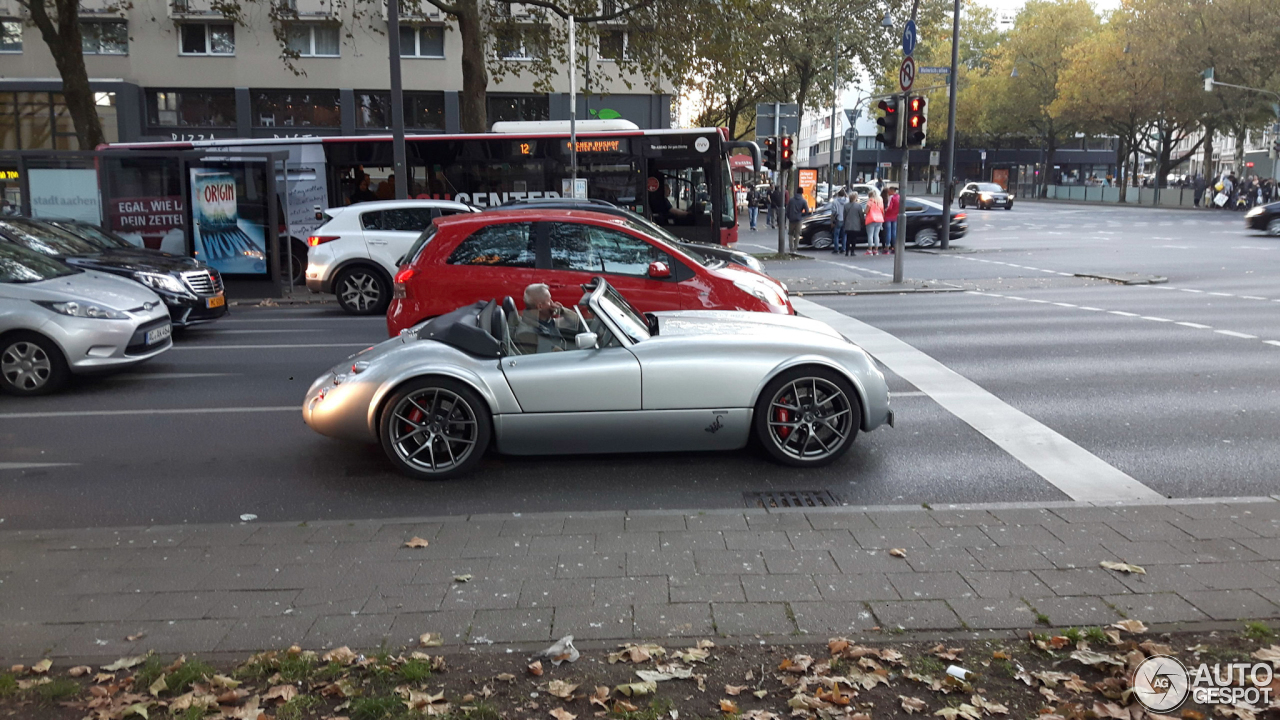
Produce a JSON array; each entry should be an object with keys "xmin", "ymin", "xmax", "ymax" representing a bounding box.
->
[{"xmin": 3, "ymin": 201, "xmax": 1277, "ymax": 530}]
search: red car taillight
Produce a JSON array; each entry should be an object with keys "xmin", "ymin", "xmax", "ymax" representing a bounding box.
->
[
  {"xmin": 307, "ymin": 235, "xmax": 339, "ymax": 246},
  {"xmin": 954, "ymin": 213, "xmax": 967, "ymax": 221},
  {"xmin": 393, "ymin": 267, "xmax": 415, "ymax": 299}
]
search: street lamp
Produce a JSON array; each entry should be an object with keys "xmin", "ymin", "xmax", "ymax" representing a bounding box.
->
[{"xmin": 881, "ymin": 12, "xmax": 893, "ymax": 27}]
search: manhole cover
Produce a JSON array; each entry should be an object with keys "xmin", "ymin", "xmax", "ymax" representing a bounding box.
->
[{"xmin": 744, "ymin": 490, "xmax": 842, "ymax": 509}]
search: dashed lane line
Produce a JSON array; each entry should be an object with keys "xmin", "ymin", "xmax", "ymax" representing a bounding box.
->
[
  {"xmin": 0, "ymin": 406, "xmax": 298, "ymax": 420},
  {"xmin": 1138, "ymin": 285, "xmax": 1280, "ymax": 303},
  {"xmin": 0, "ymin": 463, "xmax": 80, "ymax": 470},
  {"xmin": 169, "ymin": 343, "xmax": 371, "ymax": 350},
  {"xmin": 793, "ymin": 297, "xmax": 1163, "ymax": 503}
]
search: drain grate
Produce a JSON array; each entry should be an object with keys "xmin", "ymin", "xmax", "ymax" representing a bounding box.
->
[{"xmin": 745, "ymin": 490, "xmax": 842, "ymax": 509}]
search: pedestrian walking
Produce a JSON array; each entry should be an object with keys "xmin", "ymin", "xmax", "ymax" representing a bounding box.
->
[
  {"xmin": 883, "ymin": 186, "xmax": 900, "ymax": 255},
  {"xmin": 843, "ymin": 191, "xmax": 866, "ymax": 256},
  {"xmin": 786, "ymin": 188, "xmax": 810, "ymax": 250},
  {"xmin": 864, "ymin": 189, "xmax": 885, "ymax": 255},
  {"xmin": 768, "ymin": 185, "xmax": 784, "ymax": 228},
  {"xmin": 830, "ymin": 189, "xmax": 848, "ymax": 254},
  {"xmin": 745, "ymin": 186, "xmax": 760, "ymax": 231}
]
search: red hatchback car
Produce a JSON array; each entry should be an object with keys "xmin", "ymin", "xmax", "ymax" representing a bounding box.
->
[{"xmin": 386, "ymin": 209, "xmax": 792, "ymax": 336}]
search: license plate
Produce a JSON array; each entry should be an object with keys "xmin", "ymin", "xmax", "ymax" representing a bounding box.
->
[
  {"xmin": 146, "ymin": 324, "xmax": 172, "ymax": 345},
  {"xmin": 206, "ymin": 294, "xmax": 226, "ymax": 309}
]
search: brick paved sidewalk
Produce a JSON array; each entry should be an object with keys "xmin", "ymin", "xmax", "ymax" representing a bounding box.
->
[{"xmin": 4, "ymin": 498, "xmax": 1280, "ymax": 662}]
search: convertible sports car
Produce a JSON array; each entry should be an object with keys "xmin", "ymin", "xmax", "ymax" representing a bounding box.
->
[{"xmin": 304, "ymin": 278, "xmax": 893, "ymax": 479}]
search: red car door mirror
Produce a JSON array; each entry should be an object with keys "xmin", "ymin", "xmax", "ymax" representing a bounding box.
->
[{"xmin": 647, "ymin": 261, "xmax": 671, "ymax": 279}]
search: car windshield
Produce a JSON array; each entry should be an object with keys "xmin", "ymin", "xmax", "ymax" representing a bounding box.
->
[
  {"xmin": 976, "ymin": 183, "xmax": 1004, "ymax": 192},
  {"xmin": 0, "ymin": 218, "xmax": 101, "ymax": 257},
  {"xmin": 0, "ymin": 241, "xmax": 81, "ymax": 283},
  {"xmin": 595, "ymin": 282, "xmax": 650, "ymax": 344},
  {"xmin": 58, "ymin": 222, "xmax": 134, "ymax": 250}
]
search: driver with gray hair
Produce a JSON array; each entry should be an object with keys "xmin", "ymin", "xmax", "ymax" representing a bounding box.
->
[{"xmin": 513, "ymin": 283, "xmax": 582, "ymax": 354}]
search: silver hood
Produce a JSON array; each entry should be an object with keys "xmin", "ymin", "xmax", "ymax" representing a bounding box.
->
[
  {"xmin": 653, "ymin": 310, "xmax": 847, "ymax": 343},
  {"xmin": 10, "ymin": 268, "xmax": 164, "ymax": 311}
]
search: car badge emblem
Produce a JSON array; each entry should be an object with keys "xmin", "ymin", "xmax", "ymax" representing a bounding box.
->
[{"xmin": 705, "ymin": 415, "xmax": 724, "ymax": 434}]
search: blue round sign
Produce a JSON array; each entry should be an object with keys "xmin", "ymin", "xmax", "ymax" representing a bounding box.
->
[{"xmin": 902, "ymin": 20, "xmax": 918, "ymax": 56}]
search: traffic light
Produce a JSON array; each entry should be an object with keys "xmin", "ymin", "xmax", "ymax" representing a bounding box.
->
[
  {"xmin": 876, "ymin": 97, "xmax": 901, "ymax": 149},
  {"xmin": 762, "ymin": 136, "xmax": 777, "ymax": 171},
  {"xmin": 780, "ymin": 136, "xmax": 794, "ymax": 170},
  {"xmin": 1272, "ymin": 138, "xmax": 1280, "ymax": 159},
  {"xmin": 840, "ymin": 144, "xmax": 853, "ymax": 165},
  {"xmin": 906, "ymin": 95, "xmax": 928, "ymax": 147}
]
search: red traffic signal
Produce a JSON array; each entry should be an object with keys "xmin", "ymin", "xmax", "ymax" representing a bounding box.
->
[
  {"xmin": 780, "ymin": 136, "xmax": 794, "ymax": 169},
  {"xmin": 876, "ymin": 97, "xmax": 901, "ymax": 149},
  {"xmin": 905, "ymin": 95, "xmax": 927, "ymax": 147}
]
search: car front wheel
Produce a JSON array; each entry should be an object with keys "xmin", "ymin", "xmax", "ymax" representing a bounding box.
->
[
  {"xmin": 380, "ymin": 378, "xmax": 492, "ymax": 480},
  {"xmin": 811, "ymin": 230, "xmax": 833, "ymax": 250},
  {"xmin": 1268, "ymin": 218, "xmax": 1280, "ymax": 237},
  {"xmin": 335, "ymin": 266, "xmax": 390, "ymax": 315},
  {"xmin": 958, "ymin": 196, "xmax": 966, "ymax": 209},
  {"xmin": 754, "ymin": 367, "xmax": 860, "ymax": 468},
  {"xmin": 0, "ymin": 332, "xmax": 69, "ymax": 396},
  {"xmin": 913, "ymin": 227, "xmax": 939, "ymax": 248}
]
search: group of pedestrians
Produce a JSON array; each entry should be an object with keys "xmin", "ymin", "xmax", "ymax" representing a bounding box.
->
[
  {"xmin": 825, "ymin": 185, "xmax": 898, "ymax": 256},
  {"xmin": 743, "ymin": 185, "xmax": 785, "ymax": 232},
  {"xmin": 1193, "ymin": 173, "xmax": 1276, "ymax": 210}
]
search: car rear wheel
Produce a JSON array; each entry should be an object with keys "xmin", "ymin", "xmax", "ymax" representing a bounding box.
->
[
  {"xmin": 0, "ymin": 332, "xmax": 68, "ymax": 396},
  {"xmin": 811, "ymin": 230, "xmax": 833, "ymax": 250},
  {"xmin": 1268, "ymin": 218, "xmax": 1280, "ymax": 237},
  {"xmin": 913, "ymin": 227, "xmax": 939, "ymax": 248},
  {"xmin": 336, "ymin": 266, "xmax": 390, "ymax": 315},
  {"xmin": 380, "ymin": 378, "xmax": 491, "ymax": 480},
  {"xmin": 958, "ymin": 196, "xmax": 966, "ymax": 209},
  {"xmin": 754, "ymin": 367, "xmax": 860, "ymax": 468}
]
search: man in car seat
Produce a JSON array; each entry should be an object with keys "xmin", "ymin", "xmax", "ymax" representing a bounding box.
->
[{"xmin": 513, "ymin": 283, "xmax": 582, "ymax": 354}]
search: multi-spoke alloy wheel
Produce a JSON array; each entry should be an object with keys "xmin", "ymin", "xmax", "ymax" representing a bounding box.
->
[
  {"xmin": 0, "ymin": 333, "xmax": 68, "ymax": 396},
  {"xmin": 336, "ymin": 268, "xmax": 388, "ymax": 315},
  {"xmin": 754, "ymin": 368, "xmax": 860, "ymax": 467},
  {"xmin": 380, "ymin": 379, "xmax": 491, "ymax": 479}
]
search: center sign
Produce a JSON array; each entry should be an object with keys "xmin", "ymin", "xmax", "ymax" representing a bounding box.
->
[{"xmin": 899, "ymin": 56, "xmax": 916, "ymax": 92}]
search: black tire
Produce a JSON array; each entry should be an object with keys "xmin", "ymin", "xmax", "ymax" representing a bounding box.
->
[
  {"xmin": 1005, "ymin": 203, "xmax": 1013, "ymax": 210},
  {"xmin": 753, "ymin": 366, "xmax": 860, "ymax": 468},
  {"xmin": 1268, "ymin": 218, "xmax": 1280, "ymax": 237},
  {"xmin": 335, "ymin": 266, "xmax": 390, "ymax": 316},
  {"xmin": 913, "ymin": 226, "xmax": 939, "ymax": 248},
  {"xmin": 958, "ymin": 196, "xmax": 965, "ymax": 209},
  {"xmin": 379, "ymin": 377, "xmax": 492, "ymax": 480},
  {"xmin": 287, "ymin": 239, "xmax": 307, "ymax": 287},
  {"xmin": 0, "ymin": 332, "xmax": 69, "ymax": 396},
  {"xmin": 811, "ymin": 230, "xmax": 834, "ymax": 250}
]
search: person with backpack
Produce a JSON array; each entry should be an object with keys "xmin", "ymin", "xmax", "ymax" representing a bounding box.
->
[
  {"xmin": 786, "ymin": 188, "xmax": 810, "ymax": 250},
  {"xmin": 842, "ymin": 191, "xmax": 866, "ymax": 257}
]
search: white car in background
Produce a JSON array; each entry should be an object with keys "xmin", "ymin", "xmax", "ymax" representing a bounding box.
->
[
  {"xmin": 1, "ymin": 242, "xmax": 172, "ymax": 396},
  {"xmin": 305, "ymin": 200, "xmax": 478, "ymax": 315}
]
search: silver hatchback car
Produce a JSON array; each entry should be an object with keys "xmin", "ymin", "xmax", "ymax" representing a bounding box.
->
[{"xmin": 0, "ymin": 242, "xmax": 173, "ymax": 395}]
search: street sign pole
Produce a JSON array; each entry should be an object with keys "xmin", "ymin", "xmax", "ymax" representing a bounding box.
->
[
  {"xmin": 826, "ymin": 23, "xmax": 840, "ymax": 195},
  {"xmin": 894, "ymin": 93, "xmax": 907, "ymax": 284},
  {"xmin": 939, "ymin": 0, "xmax": 960, "ymax": 250},
  {"xmin": 386, "ymin": 0, "xmax": 408, "ymax": 199},
  {"xmin": 775, "ymin": 102, "xmax": 785, "ymax": 256}
]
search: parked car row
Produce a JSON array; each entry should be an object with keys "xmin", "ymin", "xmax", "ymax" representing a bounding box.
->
[{"xmin": 0, "ymin": 217, "xmax": 228, "ymax": 395}]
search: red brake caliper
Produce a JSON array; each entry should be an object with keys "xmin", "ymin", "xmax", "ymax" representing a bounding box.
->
[
  {"xmin": 406, "ymin": 407, "xmax": 424, "ymax": 435},
  {"xmin": 774, "ymin": 395, "xmax": 792, "ymax": 439}
]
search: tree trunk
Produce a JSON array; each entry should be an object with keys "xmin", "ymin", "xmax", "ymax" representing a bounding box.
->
[
  {"xmin": 1201, "ymin": 124, "xmax": 1214, "ymax": 178},
  {"xmin": 456, "ymin": 0, "xmax": 488, "ymax": 133},
  {"xmin": 1040, "ymin": 136, "xmax": 1056, "ymax": 199},
  {"xmin": 25, "ymin": 0, "xmax": 105, "ymax": 149},
  {"xmin": 1233, "ymin": 128, "xmax": 1245, "ymax": 176},
  {"xmin": 1115, "ymin": 136, "xmax": 1127, "ymax": 203}
]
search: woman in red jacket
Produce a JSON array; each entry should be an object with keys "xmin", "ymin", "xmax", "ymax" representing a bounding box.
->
[
  {"xmin": 864, "ymin": 189, "xmax": 885, "ymax": 255},
  {"xmin": 883, "ymin": 187, "xmax": 900, "ymax": 254}
]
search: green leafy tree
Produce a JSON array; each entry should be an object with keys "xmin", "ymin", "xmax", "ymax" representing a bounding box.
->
[{"xmin": 16, "ymin": 0, "xmax": 109, "ymax": 147}]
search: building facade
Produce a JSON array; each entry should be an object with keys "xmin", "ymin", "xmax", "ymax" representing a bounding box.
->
[{"xmin": 0, "ymin": 0, "xmax": 671, "ymax": 149}]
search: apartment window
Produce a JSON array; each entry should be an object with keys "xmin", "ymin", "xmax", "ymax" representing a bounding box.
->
[
  {"xmin": 598, "ymin": 29, "xmax": 626, "ymax": 61},
  {"xmin": 355, "ymin": 91, "xmax": 444, "ymax": 130},
  {"xmin": 81, "ymin": 20, "xmax": 128, "ymax": 55},
  {"xmin": 0, "ymin": 20, "xmax": 21, "ymax": 53},
  {"xmin": 147, "ymin": 89, "xmax": 236, "ymax": 127},
  {"xmin": 253, "ymin": 90, "xmax": 340, "ymax": 127},
  {"xmin": 285, "ymin": 23, "xmax": 339, "ymax": 57},
  {"xmin": 495, "ymin": 24, "xmax": 548, "ymax": 60},
  {"xmin": 399, "ymin": 25, "xmax": 443, "ymax": 58},
  {"xmin": 486, "ymin": 94, "xmax": 549, "ymax": 125},
  {"xmin": 179, "ymin": 23, "xmax": 234, "ymax": 55}
]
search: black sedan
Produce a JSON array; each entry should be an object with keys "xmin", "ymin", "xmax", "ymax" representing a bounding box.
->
[
  {"xmin": 1244, "ymin": 202, "xmax": 1280, "ymax": 236},
  {"xmin": 798, "ymin": 197, "xmax": 967, "ymax": 250},
  {"xmin": 0, "ymin": 218, "xmax": 228, "ymax": 327},
  {"xmin": 957, "ymin": 182, "xmax": 1014, "ymax": 210}
]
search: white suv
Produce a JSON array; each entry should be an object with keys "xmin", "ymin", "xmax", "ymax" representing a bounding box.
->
[{"xmin": 305, "ymin": 199, "xmax": 478, "ymax": 315}]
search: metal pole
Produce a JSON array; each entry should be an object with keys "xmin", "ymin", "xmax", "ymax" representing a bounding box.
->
[
  {"xmin": 826, "ymin": 24, "xmax": 839, "ymax": 193},
  {"xmin": 568, "ymin": 16, "xmax": 578, "ymax": 190},
  {"xmin": 894, "ymin": 99, "xmax": 907, "ymax": 284},
  {"xmin": 387, "ymin": 0, "xmax": 408, "ymax": 199},
  {"xmin": 939, "ymin": 0, "xmax": 959, "ymax": 250},
  {"xmin": 775, "ymin": 102, "xmax": 784, "ymax": 255}
]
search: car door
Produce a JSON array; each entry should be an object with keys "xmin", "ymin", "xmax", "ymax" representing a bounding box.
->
[
  {"xmin": 541, "ymin": 221, "xmax": 688, "ymax": 313},
  {"xmin": 363, "ymin": 207, "xmax": 437, "ymax": 274},
  {"xmin": 961, "ymin": 184, "xmax": 978, "ymax": 204},
  {"xmin": 434, "ymin": 221, "xmax": 543, "ymax": 313},
  {"xmin": 499, "ymin": 319, "xmax": 642, "ymax": 414}
]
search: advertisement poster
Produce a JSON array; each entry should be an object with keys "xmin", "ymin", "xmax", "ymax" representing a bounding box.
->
[
  {"xmin": 798, "ymin": 168, "xmax": 818, "ymax": 209},
  {"xmin": 108, "ymin": 196, "xmax": 186, "ymax": 253},
  {"xmin": 190, "ymin": 170, "xmax": 268, "ymax": 275},
  {"xmin": 29, "ymin": 169, "xmax": 102, "ymax": 223}
]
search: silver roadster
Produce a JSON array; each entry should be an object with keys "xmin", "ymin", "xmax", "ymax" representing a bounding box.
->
[{"xmin": 303, "ymin": 278, "xmax": 893, "ymax": 479}]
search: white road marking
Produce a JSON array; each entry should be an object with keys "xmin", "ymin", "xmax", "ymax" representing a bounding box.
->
[
  {"xmin": 192, "ymin": 329, "xmax": 327, "ymax": 334},
  {"xmin": 1052, "ymin": 302, "xmax": 1077, "ymax": 308},
  {"xmin": 0, "ymin": 462, "xmax": 80, "ymax": 470},
  {"xmin": 1181, "ymin": 289, "xmax": 1204, "ymax": 293},
  {"xmin": 1207, "ymin": 292, "xmax": 1233, "ymax": 297},
  {"xmin": 1078, "ymin": 306, "xmax": 1104, "ymax": 311},
  {"xmin": 1215, "ymin": 330, "xmax": 1257, "ymax": 339},
  {"xmin": 0, "ymin": 406, "xmax": 298, "ymax": 420},
  {"xmin": 1241, "ymin": 296, "xmax": 1268, "ymax": 301},
  {"xmin": 1109, "ymin": 311, "xmax": 1140, "ymax": 317},
  {"xmin": 797, "ymin": 299, "xmax": 1161, "ymax": 502},
  {"xmin": 1175, "ymin": 321, "xmax": 1212, "ymax": 329},
  {"xmin": 110, "ymin": 373, "xmax": 241, "ymax": 380},
  {"xmin": 891, "ymin": 391, "xmax": 929, "ymax": 398},
  {"xmin": 1141, "ymin": 316, "xmax": 1172, "ymax": 322},
  {"xmin": 170, "ymin": 343, "xmax": 371, "ymax": 350},
  {"xmin": 1266, "ymin": 341, "xmax": 1280, "ymax": 348}
]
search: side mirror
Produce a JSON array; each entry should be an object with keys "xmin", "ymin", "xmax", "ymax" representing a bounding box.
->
[
  {"xmin": 648, "ymin": 261, "xmax": 671, "ymax": 279},
  {"xmin": 575, "ymin": 332, "xmax": 598, "ymax": 350}
]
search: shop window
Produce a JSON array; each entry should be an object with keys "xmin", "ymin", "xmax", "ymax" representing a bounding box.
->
[
  {"xmin": 81, "ymin": 20, "xmax": 128, "ymax": 55},
  {"xmin": 179, "ymin": 22, "xmax": 235, "ymax": 55},
  {"xmin": 399, "ymin": 25, "xmax": 444, "ymax": 57},
  {"xmin": 355, "ymin": 91, "xmax": 445, "ymax": 131},
  {"xmin": 486, "ymin": 94, "xmax": 549, "ymax": 126},
  {"xmin": 494, "ymin": 24, "xmax": 548, "ymax": 60},
  {"xmin": 252, "ymin": 90, "xmax": 340, "ymax": 127},
  {"xmin": 148, "ymin": 89, "xmax": 237, "ymax": 127},
  {"xmin": 285, "ymin": 23, "xmax": 339, "ymax": 57},
  {"xmin": 0, "ymin": 20, "xmax": 21, "ymax": 53}
]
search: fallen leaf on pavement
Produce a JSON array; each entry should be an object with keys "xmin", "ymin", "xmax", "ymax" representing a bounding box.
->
[
  {"xmin": 753, "ymin": 690, "xmax": 768, "ymax": 699},
  {"xmin": 454, "ymin": 574, "xmax": 473, "ymax": 582},
  {"xmin": 934, "ymin": 704, "xmax": 981, "ymax": 720},
  {"xmin": 1252, "ymin": 646, "xmax": 1280, "ymax": 668},
  {"xmin": 719, "ymin": 699, "xmax": 740, "ymax": 714},
  {"xmin": 697, "ymin": 640, "xmax": 715, "ymax": 650},
  {"xmin": 148, "ymin": 673, "xmax": 167, "ymax": 696},
  {"xmin": 589, "ymin": 686, "xmax": 610, "ymax": 709},
  {"xmin": 900, "ymin": 696, "xmax": 928, "ymax": 714},
  {"xmin": 122, "ymin": 701, "xmax": 151, "ymax": 718},
  {"xmin": 889, "ymin": 548, "xmax": 908, "ymax": 558},
  {"xmin": 930, "ymin": 644, "xmax": 963, "ymax": 660},
  {"xmin": 1180, "ymin": 710, "xmax": 1206, "ymax": 720},
  {"xmin": 528, "ymin": 661, "xmax": 544, "ymax": 676},
  {"xmin": 210, "ymin": 674, "xmax": 242, "ymax": 689},
  {"xmin": 549, "ymin": 708, "xmax": 577, "ymax": 720},
  {"xmin": 102, "ymin": 655, "xmax": 148, "ymax": 672},
  {"xmin": 404, "ymin": 536, "xmax": 430, "ymax": 548},
  {"xmin": 779, "ymin": 654, "xmax": 814, "ymax": 673},
  {"xmin": 496, "ymin": 673, "xmax": 516, "ymax": 682},
  {"xmin": 68, "ymin": 665, "xmax": 92, "ymax": 677},
  {"xmin": 1092, "ymin": 702, "xmax": 1128, "ymax": 720},
  {"xmin": 30, "ymin": 659, "xmax": 52, "ymax": 674},
  {"xmin": 724, "ymin": 685, "xmax": 747, "ymax": 696},
  {"xmin": 322, "ymin": 647, "xmax": 357, "ymax": 665},
  {"xmin": 613, "ymin": 700, "xmax": 640, "ymax": 713},
  {"xmin": 971, "ymin": 694, "xmax": 1009, "ymax": 715},
  {"xmin": 547, "ymin": 680, "xmax": 579, "ymax": 699},
  {"xmin": 1100, "ymin": 560, "xmax": 1146, "ymax": 574},
  {"xmin": 126, "ymin": 632, "xmax": 147, "ymax": 642},
  {"xmin": 263, "ymin": 685, "xmax": 298, "ymax": 704},
  {"xmin": 1111, "ymin": 620, "xmax": 1148, "ymax": 634},
  {"xmin": 419, "ymin": 632, "xmax": 443, "ymax": 647},
  {"xmin": 1070, "ymin": 650, "xmax": 1125, "ymax": 669},
  {"xmin": 608, "ymin": 644, "xmax": 666, "ymax": 664},
  {"xmin": 616, "ymin": 681, "xmax": 657, "ymax": 697}
]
